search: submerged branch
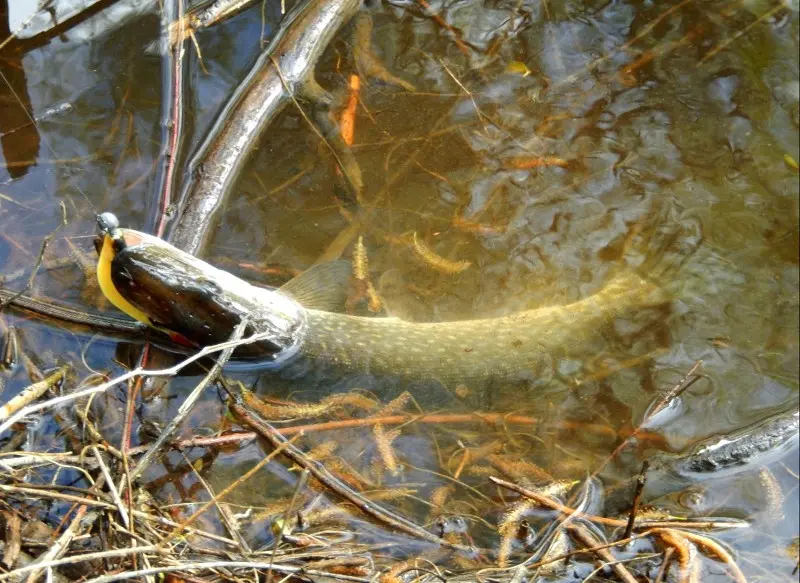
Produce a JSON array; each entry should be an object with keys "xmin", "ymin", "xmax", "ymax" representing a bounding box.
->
[
  {"xmin": 169, "ymin": 0, "xmax": 361, "ymax": 254},
  {"xmin": 230, "ymin": 398, "xmax": 477, "ymax": 553}
]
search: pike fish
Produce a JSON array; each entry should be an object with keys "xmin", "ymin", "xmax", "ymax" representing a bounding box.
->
[{"xmin": 95, "ymin": 212, "xmax": 674, "ymax": 386}]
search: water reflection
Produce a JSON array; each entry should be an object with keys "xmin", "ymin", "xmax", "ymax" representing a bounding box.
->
[{"xmin": 0, "ymin": 0, "xmax": 797, "ymax": 577}]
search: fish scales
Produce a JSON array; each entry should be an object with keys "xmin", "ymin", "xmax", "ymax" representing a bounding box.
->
[
  {"xmin": 300, "ymin": 273, "xmax": 665, "ymax": 385},
  {"xmin": 93, "ymin": 218, "xmax": 669, "ymax": 386}
]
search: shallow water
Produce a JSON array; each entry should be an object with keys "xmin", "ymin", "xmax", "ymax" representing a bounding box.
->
[{"xmin": 0, "ymin": 0, "xmax": 798, "ymax": 579}]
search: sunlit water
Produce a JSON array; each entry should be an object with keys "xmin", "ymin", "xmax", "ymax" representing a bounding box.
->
[{"xmin": 0, "ymin": 0, "xmax": 797, "ymax": 578}]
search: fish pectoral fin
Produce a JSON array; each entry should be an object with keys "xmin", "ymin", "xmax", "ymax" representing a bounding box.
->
[{"xmin": 279, "ymin": 260, "xmax": 352, "ymax": 312}]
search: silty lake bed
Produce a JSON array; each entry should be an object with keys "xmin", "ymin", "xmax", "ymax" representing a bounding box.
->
[{"xmin": 0, "ymin": 0, "xmax": 798, "ymax": 581}]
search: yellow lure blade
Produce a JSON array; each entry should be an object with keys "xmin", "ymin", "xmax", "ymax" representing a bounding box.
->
[{"xmin": 96, "ymin": 235, "xmax": 153, "ymax": 326}]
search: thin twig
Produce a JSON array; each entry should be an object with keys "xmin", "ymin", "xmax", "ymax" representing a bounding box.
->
[
  {"xmin": 127, "ymin": 319, "xmax": 248, "ymax": 483},
  {"xmin": 621, "ymin": 460, "xmax": 649, "ymax": 541},
  {"xmin": 91, "ymin": 446, "xmax": 130, "ymax": 529},
  {"xmin": 267, "ymin": 469, "xmax": 310, "ymax": 583},
  {"xmin": 0, "ymin": 545, "xmax": 160, "ymax": 581},
  {"xmin": 0, "ymin": 328, "xmax": 285, "ymax": 437}
]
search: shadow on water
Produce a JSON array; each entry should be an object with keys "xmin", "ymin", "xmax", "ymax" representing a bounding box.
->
[{"xmin": 0, "ymin": 0, "xmax": 798, "ymax": 579}]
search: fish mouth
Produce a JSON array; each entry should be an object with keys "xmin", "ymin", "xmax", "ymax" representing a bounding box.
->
[{"xmin": 94, "ymin": 213, "xmax": 307, "ymax": 361}]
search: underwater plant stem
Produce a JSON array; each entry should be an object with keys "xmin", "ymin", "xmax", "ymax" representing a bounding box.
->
[
  {"xmin": 169, "ymin": 0, "xmax": 360, "ymax": 255},
  {"xmin": 230, "ymin": 398, "xmax": 476, "ymax": 552},
  {"xmin": 151, "ymin": 0, "xmax": 188, "ymax": 237},
  {"xmin": 127, "ymin": 320, "xmax": 248, "ymax": 483},
  {"xmin": 621, "ymin": 460, "xmax": 649, "ymax": 541},
  {"xmin": 567, "ymin": 524, "xmax": 639, "ymax": 583}
]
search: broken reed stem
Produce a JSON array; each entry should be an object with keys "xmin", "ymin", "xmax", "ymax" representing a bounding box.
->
[
  {"xmin": 621, "ymin": 460, "xmax": 649, "ymax": 541},
  {"xmin": 230, "ymin": 398, "xmax": 476, "ymax": 552},
  {"xmin": 0, "ymin": 365, "xmax": 68, "ymax": 421}
]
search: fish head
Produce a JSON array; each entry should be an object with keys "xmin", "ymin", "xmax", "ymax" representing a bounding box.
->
[{"xmin": 94, "ymin": 214, "xmax": 306, "ymax": 361}]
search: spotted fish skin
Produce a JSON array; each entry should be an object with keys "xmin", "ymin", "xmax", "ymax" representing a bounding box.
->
[
  {"xmin": 300, "ymin": 273, "xmax": 668, "ymax": 385},
  {"xmin": 96, "ymin": 223, "xmax": 670, "ymax": 386}
]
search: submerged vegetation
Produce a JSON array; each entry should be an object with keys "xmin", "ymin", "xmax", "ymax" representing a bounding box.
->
[{"xmin": 0, "ymin": 0, "xmax": 798, "ymax": 581}]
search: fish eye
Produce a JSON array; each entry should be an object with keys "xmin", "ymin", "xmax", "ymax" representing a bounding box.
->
[{"xmin": 97, "ymin": 212, "xmax": 120, "ymax": 234}]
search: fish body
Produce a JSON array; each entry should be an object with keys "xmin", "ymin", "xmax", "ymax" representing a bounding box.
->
[
  {"xmin": 301, "ymin": 273, "xmax": 666, "ymax": 385},
  {"xmin": 95, "ymin": 214, "xmax": 670, "ymax": 385}
]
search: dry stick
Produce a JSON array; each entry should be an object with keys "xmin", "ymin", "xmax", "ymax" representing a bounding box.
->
[
  {"xmin": 23, "ymin": 506, "xmax": 92, "ymax": 583},
  {"xmin": 621, "ymin": 460, "xmax": 649, "ymax": 541},
  {"xmin": 170, "ymin": 0, "xmax": 361, "ymax": 255},
  {"xmin": 230, "ymin": 400, "xmax": 475, "ymax": 552},
  {"xmin": 489, "ymin": 477, "xmax": 746, "ymax": 531},
  {"xmin": 0, "ymin": 485, "xmax": 238, "ymax": 547},
  {"xmin": 567, "ymin": 524, "xmax": 638, "ymax": 583},
  {"xmin": 127, "ymin": 319, "xmax": 248, "ymax": 484},
  {"xmin": 122, "ymin": 412, "xmax": 661, "ymax": 452},
  {"xmin": 0, "ymin": 484, "xmax": 117, "ymax": 509},
  {"xmin": 0, "ymin": 365, "xmax": 68, "ymax": 421},
  {"xmin": 0, "ymin": 202, "xmax": 67, "ymax": 313},
  {"xmin": 91, "ymin": 446, "xmax": 130, "ymax": 529}
]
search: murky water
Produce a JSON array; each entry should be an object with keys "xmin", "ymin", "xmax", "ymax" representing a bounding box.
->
[{"xmin": 0, "ymin": 0, "xmax": 798, "ymax": 579}]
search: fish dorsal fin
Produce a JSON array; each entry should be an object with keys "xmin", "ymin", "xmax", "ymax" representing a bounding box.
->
[{"xmin": 279, "ymin": 260, "xmax": 352, "ymax": 312}]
